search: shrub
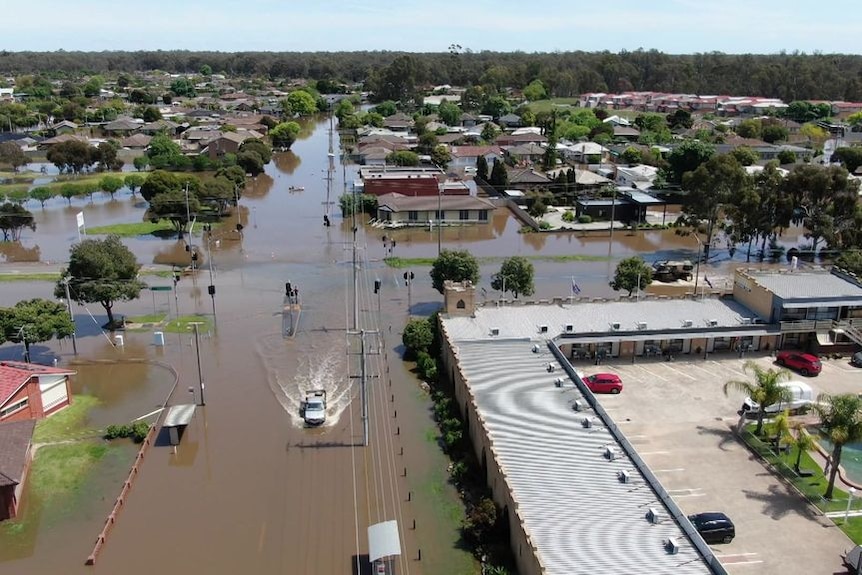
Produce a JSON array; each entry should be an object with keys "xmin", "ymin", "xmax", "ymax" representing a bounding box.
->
[
  {"xmin": 105, "ymin": 424, "xmax": 131, "ymax": 439},
  {"xmin": 131, "ymin": 421, "xmax": 150, "ymax": 442},
  {"xmin": 105, "ymin": 421, "xmax": 151, "ymax": 442},
  {"xmin": 577, "ymin": 214, "xmax": 592, "ymax": 223},
  {"xmin": 539, "ymin": 221, "xmax": 551, "ymax": 230},
  {"xmin": 561, "ymin": 210, "xmax": 575, "ymax": 222},
  {"xmin": 462, "ymin": 497, "xmax": 499, "ymax": 546},
  {"xmin": 450, "ymin": 460, "xmax": 468, "ymax": 485}
]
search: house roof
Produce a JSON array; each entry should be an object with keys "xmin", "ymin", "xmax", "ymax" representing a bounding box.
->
[
  {"xmin": 449, "ymin": 146, "xmax": 501, "ymax": 158},
  {"xmin": 506, "ymin": 167, "xmax": 550, "ymax": 184},
  {"xmin": 377, "ymin": 192, "xmax": 494, "ymax": 213},
  {"xmin": 744, "ymin": 270, "xmax": 862, "ymax": 302},
  {"xmin": 121, "ymin": 133, "xmax": 153, "ymax": 148},
  {"xmin": 0, "ymin": 361, "xmax": 75, "ymax": 407},
  {"xmin": 0, "ymin": 419, "xmax": 36, "ymax": 487},
  {"xmin": 104, "ymin": 118, "xmax": 142, "ymax": 131},
  {"xmin": 506, "ymin": 143, "xmax": 545, "ymax": 156},
  {"xmin": 612, "ymin": 126, "xmax": 641, "ymax": 137},
  {"xmin": 39, "ymin": 134, "xmax": 89, "ymax": 146}
]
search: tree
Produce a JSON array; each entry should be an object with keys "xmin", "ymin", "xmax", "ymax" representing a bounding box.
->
[
  {"xmin": 170, "ymin": 78, "xmax": 196, "ymax": 98},
  {"xmin": 46, "ymin": 140, "xmax": 98, "ymax": 174},
  {"xmin": 620, "ymin": 146, "xmax": 642, "ymax": 164},
  {"xmin": 0, "ymin": 203, "xmax": 36, "ymax": 241},
  {"xmin": 0, "ymin": 299, "xmax": 74, "ymax": 362},
  {"xmin": 56, "ymin": 236, "xmax": 146, "ymax": 328},
  {"xmin": 777, "ymin": 149, "xmax": 797, "ymax": 165},
  {"xmin": 491, "ymin": 256, "xmax": 534, "ymax": 298},
  {"xmin": 523, "ymin": 80, "xmax": 547, "ymax": 102},
  {"xmin": 610, "ymin": 256, "xmax": 653, "ymax": 296},
  {"xmin": 124, "ymin": 173, "xmax": 145, "ymax": 196},
  {"xmin": 735, "ymin": 119, "xmax": 762, "ymax": 139},
  {"xmin": 236, "ymin": 150, "xmax": 264, "ymax": 176},
  {"xmin": 387, "ymin": 150, "xmax": 419, "ymax": 167},
  {"xmin": 730, "ymin": 146, "xmax": 759, "ymax": 166},
  {"xmin": 528, "ymin": 199, "xmax": 547, "ymax": 218},
  {"xmin": 239, "ymin": 138, "xmax": 272, "ymax": 164},
  {"xmin": 481, "ymin": 122, "xmax": 500, "ymax": 143},
  {"xmin": 282, "ymin": 90, "xmax": 318, "ymax": 117},
  {"xmin": 790, "ymin": 423, "xmax": 815, "ymax": 474},
  {"xmin": 783, "ymin": 164, "xmax": 860, "ymax": 251},
  {"xmin": 430, "ymin": 145, "xmax": 451, "ymax": 170},
  {"xmin": 666, "ymin": 139, "xmax": 715, "ymax": 184},
  {"xmin": 437, "ymin": 100, "xmax": 461, "ymax": 126},
  {"xmin": 29, "ymin": 187, "xmax": 54, "ymax": 208},
  {"xmin": 372, "ymin": 101, "xmax": 397, "ymax": 117},
  {"xmin": 199, "ymin": 64, "xmax": 212, "ymax": 76},
  {"xmin": 270, "ymin": 121, "xmax": 301, "ymax": 149},
  {"xmin": 761, "ymin": 123, "xmax": 788, "ymax": 144},
  {"xmin": 141, "ymin": 106, "xmax": 162, "ymax": 122},
  {"xmin": 723, "ymin": 361, "xmax": 791, "ymax": 436},
  {"xmin": 489, "ymin": 158, "xmax": 508, "ymax": 188},
  {"xmin": 140, "ymin": 170, "xmax": 181, "ymax": 202},
  {"xmin": 430, "ymin": 249, "xmax": 480, "ymax": 294},
  {"xmin": 402, "ymin": 318, "xmax": 434, "ymax": 358},
  {"xmin": 814, "ymin": 393, "xmax": 862, "ymax": 499},
  {"xmin": 666, "ymin": 109, "xmax": 692, "ymax": 129},
  {"xmin": 97, "ymin": 140, "xmax": 123, "ymax": 171},
  {"xmin": 0, "ymin": 142, "xmax": 27, "ymax": 171},
  {"xmin": 476, "ymin": 155, "xmax": 489, "ymax": 181},
  {"xmin": 99, "ymin": 175, "xmax": 124, "ymax": 199},
  {"xmin": 833, "ymin": 147, "xmax": 862, "ymax": 174}
]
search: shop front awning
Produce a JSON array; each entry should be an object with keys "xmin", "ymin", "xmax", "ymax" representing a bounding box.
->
[
  {"xmin": 782, "ymin": 299, "xmax": 862, "ymax": 309},
  {"xmin": 560, "ymin": 328, "xmax": 777, "ymax": 345}
]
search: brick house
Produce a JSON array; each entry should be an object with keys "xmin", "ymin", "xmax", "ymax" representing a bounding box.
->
[
  {"xmin": 0, "ymin": 361, "xmax": 76, "ymax": 423},
  {"xmin": 0, "ymin": 419, "xmax": 35, "ymax": 521}
]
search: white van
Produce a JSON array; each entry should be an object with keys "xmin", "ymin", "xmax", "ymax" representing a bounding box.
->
[{"xmin": 741, "ymin": 381, "xmax": 815, "ymax": 415}]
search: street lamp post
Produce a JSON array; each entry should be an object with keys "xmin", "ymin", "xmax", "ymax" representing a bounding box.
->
[
  {"xmin": 693, "ymin": 234, "xmax": 704, "ymax": 294},
  {"xmin": 62, "ymin": 277, "xmax": 78, "ymax": 355},
  {"xmin": 846, "ymin": 487, "xmax": 857, "ymax": 524},
  {"xmin": 437, "ymin": 178, "xmax": 443, "ymax": 256},
  {"xmin": 189, "ymin": 322, "xmax": 206, "ymax": 406}
]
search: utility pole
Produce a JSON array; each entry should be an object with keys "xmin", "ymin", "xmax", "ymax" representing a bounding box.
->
[
  {"xmin": 190, "ymin": 322, "xmax": 205, "ymax": 406},
  {"xmin": 348, "ymin": 328, "xmax": 380, "ymax": 447},
  {"xmin": 62, "ymin": 277, "xmax": 78, "ymax": 355},
  {"xmin": 205, "ymin": 225, "xmax": 216, "ymax": 320}
]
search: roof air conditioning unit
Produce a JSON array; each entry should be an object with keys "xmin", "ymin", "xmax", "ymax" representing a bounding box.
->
[
  {"xmin": 741, "ymin": 317, "xmax": 752, "ymax": 325},
  {"xmin": 490, "ymin": 328, "xmax": 500, "ymax": 336},
  {"xmin": 565, "ymin": 324, "xmax": 574, "ymax": 333},
  {"xmin": 554, "ymin": 377, "xmax": 564, "ymax": 388},
  {"xmin": 708, "ymin": 319, "xmax": 719, "ymax": 327},
  {"xmin": 581, "ymin": 417, "xmax": 593, "ymax": 428},
  {"xmin": 531, "ymin": 344, "xmax": 539, "ymax": 353},
  {"xmin": 611, "ymin": 322, "xmax": 621, "ymax": 331},
  {"xmin": 646, "ymin": 508, "xmax": 660, "ymax": 524},
  {"xmin": 604, "ymin": 446, "xmax": 618, "ymax": 461},
  {"xmin": 665, "ymin": 537, "xmax": 680, "ymax": 555},
  {"xmin": 637, "ymin": 321, "xmax": 648, "ymax": 330},
  {"xmin": 682, "ymin": 319, "xmax": 693, "ymax": 328},
  {"xmin": 618, "ymin": 470, "xmax": 631, "ymax": 483},
  {"xmin": 539, "ymin": 325, "xmax": 548, "ymax": 333},
  {"xmin": 547, "ymin": 363, "xmax": 556, "ymax": 373},
  {"xmin": 572, "ymin": 399, "xmax": 582, "ymax": 412}
]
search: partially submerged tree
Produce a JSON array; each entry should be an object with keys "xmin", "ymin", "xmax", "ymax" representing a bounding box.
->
[
  {"xmin": 491, "ymin": 256, "xmax": 534, "ymax": 298},
  {"xmin": 56, "ymin": 235, "xmax": 146, "ymax": 328},
  {"xmin": 430, "ymin": 249, "xmax": 480, "ymax": 293},
  {"xmin": 0, "ymin": 298, "xmax": 74, "ymax": 362},
  {"xmin": 269, "ymin": 121, "xmax": 301, "ymax": 149},
  {"xmin": 28, "ymin": 186, "xmax": 54, "ymax": 208},
  {"xmin": 0, "ymin": 141, "xmax": 28, "ymax": 172},
  {"xmin": 723, "ymin": 361, "xmax": 792, "ymax": 436},
  {"xmin": 610, "ymin": 256, "xmax": 653, "ymax": 297},
  {"xmin": 0, "ymin": 202, "xmax": 36, "ymax": 241},
  {"xmin": 99, "ymin": 174, "xmax": 125, "ymax": 200}
]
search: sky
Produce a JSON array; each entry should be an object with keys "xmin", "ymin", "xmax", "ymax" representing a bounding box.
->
[{"xmin": 1, "ymin": 0, "xmax": 860, "ymax": 54}]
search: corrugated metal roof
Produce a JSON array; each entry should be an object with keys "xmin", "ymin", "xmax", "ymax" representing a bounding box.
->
[
  {"xmin": 453, "ymin": 339, "xmax": 712, "ymax": 575},
  {"xmin": 163, "ymin": 404, "xmax": 196, "ymax": 427},
  {"xmin": 749, "ymin": 271, "xmax": 862, "ymax": 300},
  {"xmin": 445, "ymin": 298, "xmax": 757, "ymax": 341}
]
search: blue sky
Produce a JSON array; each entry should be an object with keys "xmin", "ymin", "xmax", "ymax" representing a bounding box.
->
[{"xmin": 3, "ymin": 0, "xmax": 860, "ymax": 54}]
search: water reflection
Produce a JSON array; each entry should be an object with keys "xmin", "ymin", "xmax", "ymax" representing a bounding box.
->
[
  {"xmin": 272, "ymin": 151, "xmax": 301, "ymax": 175},
  {"xmin": 0, "ymin": 241, "xmax": 41, "ymax": 262}
]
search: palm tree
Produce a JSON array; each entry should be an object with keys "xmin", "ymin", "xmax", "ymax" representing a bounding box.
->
[
  {"xmin": 723, "ymin": 360, "xmax": 792, "ymax": 436},
  {"xmin": 766, "ymin": 409, "xmax": 792, "ymax": 452},
  {"xmin": 814, "ymin": 393, "xmax": 862, "ymax": 499},
  {"xmin": 790, "ymin": 422, "xmax": 815, "ymax": 474}
]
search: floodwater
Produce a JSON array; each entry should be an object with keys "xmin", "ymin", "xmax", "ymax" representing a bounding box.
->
[{"xmin": 0, "ymin": 114, "xmax": 818, "ymax": 574}]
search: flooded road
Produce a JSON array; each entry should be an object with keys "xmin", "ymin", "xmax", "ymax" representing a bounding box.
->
[{"xmin": 0, "ymin": 114, "xmax": 816, "ymax": 574}]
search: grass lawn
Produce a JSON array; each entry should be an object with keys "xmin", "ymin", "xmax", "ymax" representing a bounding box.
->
[
  {"xmin": 383, "ymin": 254, "xmax": 611, "ymax": 268},
  {"xmin": 33, "ymin": 395, "xmax": 101, "ymax": 443},
  {"xmin": 0, "ymin": 272, "xmax": 60, "ymax": 282},
  {"xmin": 526, "ymin": 98, "xmax": 582, "ymax": 113},
  {"xmin": 30, "ymin": 442, "xmax": 109, "ymax": 503},
  {"xmin": 126, "ymin": 313, "xmax": 167, "ymax": 324},
  {"xmin": 86, "ymin": 220, "xmax": 175, "ymax": 237},
  {"xmin": 163, "ymin": 314, "xmax": 213, "ymax": 334}
]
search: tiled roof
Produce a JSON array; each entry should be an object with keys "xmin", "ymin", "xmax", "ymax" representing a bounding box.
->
[
  {"xmin": 0, "ymin": 361, "xmax": 75, "ymax": 406},
  {"xmin": 0, "ymin": 419, "xmax": 35, "ymax": 487},
  {"xmin": 450, "ymin": 339, "xmax": 712, "ymax": 575}
]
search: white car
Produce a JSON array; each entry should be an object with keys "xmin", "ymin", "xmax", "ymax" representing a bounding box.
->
[{"xmin": 302, "ymin": 390, "xmax": 327, "ymax": 426}]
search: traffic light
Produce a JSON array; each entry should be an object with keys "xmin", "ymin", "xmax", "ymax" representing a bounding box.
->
[{"xmin": 374, "ymin": 279, "xmax": 381, "ymax": 294}]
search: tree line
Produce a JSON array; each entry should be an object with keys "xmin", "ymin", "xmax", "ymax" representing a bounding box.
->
[{"xmin": 2, "ymin": 50, "xmax": 862, "ymax": 102}]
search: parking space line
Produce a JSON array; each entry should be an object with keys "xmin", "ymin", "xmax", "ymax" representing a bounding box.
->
[
  {"xmin": 653, "ymin": 468, "xmax": 685, "ymax": 473},
  {"xmin": 715, "ymin": 553, "xmax": 758, "ymax": 558},
  {"xmin": 662, "ymin": 363, "xmax": 698, "ymax": 381},
  {"xmin": 722, "ymin": 559, "xmax": 764, "ymax": 566},
  {"xmin": 633, "ymin": 364, "xmax": 671, "ymax": 382},
  {"xmin": 638, "ymin": 450, "xmax": 670, "ymax": 455}
]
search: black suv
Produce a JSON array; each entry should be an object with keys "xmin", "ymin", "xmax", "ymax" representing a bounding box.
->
[{"xmin": 688, "ymin": 512, "xmax": 735, "ymax": 544}]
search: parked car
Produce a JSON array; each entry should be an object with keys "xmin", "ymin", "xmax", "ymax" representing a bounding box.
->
[
  {"xmin": 851, "ymin": 352, "xmax": 862, "ymax": 368},
  {"xmin": 688, "ymin": 512, "xmax": 735, "ymax": 544},
  {"xmin": 583, "ymin": 373, "xmax": 623, "ymax": 394},
  {"xmin": 740, "ymin": 380, "xmax": 816, "ymax": 416},
  {"xmin": 776, "ymin": 351, "xmax": 822, "ymax": 376}
]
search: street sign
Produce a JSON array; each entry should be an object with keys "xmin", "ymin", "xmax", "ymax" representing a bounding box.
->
[{"xmin": 150, "ymin": 286, "xmax": 173, "ymax": 292}]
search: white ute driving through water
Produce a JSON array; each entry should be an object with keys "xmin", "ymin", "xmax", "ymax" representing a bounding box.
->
[{"xmin": 302, "ymin": 390, "xmax": 327, "ymax": 426}]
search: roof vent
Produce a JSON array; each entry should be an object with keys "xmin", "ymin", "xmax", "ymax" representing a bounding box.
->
[
  {"xmin": 682, "ymin": 319, "xmax": 693, "ymax": 328},
  {"xmin": 582, "ymin": 417, "xmax": 593, "ymax": 428},
  {"xmin": 604, "ymin": 446, "xmax": 618, "ymax": 461},
  {"xmin": 708, "ymin": 319, "xmax": 719, "ymax": 327},
  {"xmin": 637, "ymin": 321, "xmax": 648, "ymax": 330},
  {"xmin": 572, "ymin": 399, "xmax": 582, "ymax": 412},
  {"xmin": 539, "ymin": 325, "xmax": 548, "ymax": 333},
  {"xmin": 554, "ymin": 377, "xmax": 564, "ymax": 388},
  {"xmin": 565, "ymin": 324, "xmax": 574, "ymax": 333},
  {"xmin": 611, "ymin": 322, "xmax": 621, "ymax": 331},
  {"xmin": 546, "ymin": 363, "xmax": 556, "ymax": 373},
  {"xmin": 617, "ymin": 470, "xmax": 631, "ymax": 483},
  {"xmin": 531, "ymin": 344, "xmax": 539, "ymax": 353},
  {"xmin": 664, "ymin": 537, "xmax": 680, "ymax": 555},
  {"xmin": 741, "ymin": 317, "xmax": 752, "ymax": 325},
  {"xmin": 646, "ymin": 508, "xmax": 660, "ymax": 524},
  {"xmin": 490, "ymin": 328, "xmax": 500, "ymax": 336}
]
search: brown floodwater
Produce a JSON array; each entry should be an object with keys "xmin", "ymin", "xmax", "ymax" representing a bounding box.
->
[{"xmin": 0, "ymin": 114, "xmax": 816, "ymax": 574}]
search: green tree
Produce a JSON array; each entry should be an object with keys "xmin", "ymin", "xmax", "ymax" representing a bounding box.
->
[
  {"xmin": 59, "ymin": 183, "xmax": 82, "ymax": 204},
  {"xmin": 723, "ymin": 361, "xmax": 791, "ymax": 436},
  {"xmin": 97, "ymin": 140, "xmax": 123, "ymax": 171},
  {"xmin": 29, "ymin": 186, "xmax": 54, "ymax": 208},
  {"xmin": 0, "ymin": 202, "xmax": 35, "ymax": 241},
  {"xmin": 0, "ymin": 141, "xmax": 27, "ymax": 171},
  {"xmin": 610, "ymin": 256, "xmax": 653, "ymax": 297},
  {"xmin": 334, "ymin": 99, "xmax": 355, "ymax": 122},
  {"xmin": 200, "ymin": 64, "xmax": 212, "ymax": 76},
  {"xmin": 372, "ymin": 101, "xmax": 397, "ymax": 117},
  {"xmin": 56, "ymin": 235, "xmax": 146, "ymax": 328},
  {"xmin": 835, "ymin": 251, "xmax": 862, "ymax": 276},
  {"xmin": 282, "ymin": 90, "xmax": 318, "ymax": 117},
  {"xmin": 239, "ymin": 138, "xmax": 272, "ymax": 165},
  {"xmin": 170, "ymin": 78, "xmax": 196, "ymax": 98},
  {"xmin": 489, "ymin": 158, "xmax": 508, "ymax": 188},
  {"xmin": 666, "ymin": 139, "xmax": 715, "ymax": 184},
  {"xmin": 777, "ymin": 149, "xmax": 797, "ymax": 165},
  {"xmin": 736, "ymin": 119, "xmax": 762, "ymax": 139},
  {"xmin": 761, "ymin": 123, "xmax": 788, "ymax": 144},
  {"xmin": 99, "ymin": 175, "xmax": 125, "ymax": 199},
  {"xmin": 730, "ymin": 146, "xmax": 759, "ymax": 166},
  {"xmin": 437, "ymin": 100, "xmax": 461, "ymax": 126},
  {"xmin": 124, "ymin": 173, "xmax": 145, "ymax": 196},
  {"xmin": 141, "ymin": 106, "xmax": 162, "ymax": 122},
  {"xmin": 430, "ymin": 249, "xmax": 480, "ymax": 294},
  {"xmin": 387, "ymin": 150, "xmax": 420, "ymax": 167},
  {"xmin": 666, "ymin": 109, "xmax": 692, "ymax": 129},
  {"xmin": 46, "ymin": 140, "xmax": 98, "ymax": 174},
  {"xmin": 0, "ymin": 299, "xmax": 74, "ymax": 362},
  {"xmin": 480, "ymin": 122, "xmax": 500, "ymax": 143},
  {"xmin": 430, "ymin": 145, "xmax": 451, "ymax": 170},
  {"xmin": 528, "ymin": 199, "xmax": 547, "ymax": 218},
  {"xmin": 523, "ymin": 79, "xmax": 548, "ymax": 102},
  {"xmin": 133, "ymin": 156, "xmax": 149, "ymax": 171},
  {"xmin": 491, "ymin": 256, "xmax": 534, "ymax": 298},
  {"xmin": 270, "ymin": 121, "xmax": 301, "ymax": 149},
  {"xmin": 402, "ymin": 318, "xmax": 434, "ymax": 357},
  {"xmin": 790, "ymin": 423, "xmax": 815, "ymax": 474},
  {"xmin": 832, "ymin": 147, "xmax": 862, "ymax": 174},
  {"xmin": 140, "ymin": 169, "xmax": 181, "ymax": 202},
  {"xmin": 620, "ymin": 146, "xmax": 642, "ymax": 164},
  {"xmin": 236, "ymin": 150, "xmax": 264, "ymax": 176},
  {"xmin": 482, "ymin": 95, "xmax": 511, "ymax": 119},
  {"xmin": 814, "ymin": 393, "xmax": 862, "ymax": 499},
  {"xmin": 476, "ymin": 155, "xmax": 489, "ymax": 181}
]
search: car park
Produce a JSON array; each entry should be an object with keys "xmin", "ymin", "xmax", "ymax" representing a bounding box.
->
[
  {"xmin": 688, "ymin": 512, "xmax": 735, "ymax": 544},
  {"xmin": 583, "ymin": 373, "xmax": 623, "ymax": 394},
  {"xmin": 776, "ymin": 351, "xmax": 822, "ymax": 376}
]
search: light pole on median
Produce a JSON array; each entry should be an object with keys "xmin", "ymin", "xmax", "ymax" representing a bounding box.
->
[{"xmin": 693, "ymin": 233, "xmax": 704, "ymax": 294}]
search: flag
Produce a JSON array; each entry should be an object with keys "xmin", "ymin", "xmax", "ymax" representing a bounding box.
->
[{"xmin": 571, "ymin": 277, "xmax": 581, "ymax": 295}]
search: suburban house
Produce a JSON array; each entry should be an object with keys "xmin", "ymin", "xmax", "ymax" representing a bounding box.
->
[
  {"xmin": 611, "ymin": 164, "xmax": 660, "ymax": 189},
  {"xmin": 202, "ymin": 131, "xmax": 261, "ymax": 160},
  {"xmin": 50, "ymin": 120, "xmax": 78, "ymax": 135},
  {"xmin": 359, "ymin": 166, "xmax": 445, "ymax": 197},
  {"xmin": 612, "ymin": 125, "xmax": 641, "ymax": 141},
  {"xmin": 382, "ymin": 112, "xmax": 414, "ymax": 132},
  {"xmin": 559, "ymin": 142, "xmax": 609, "ymax": 164},
  {"xmin": 449, "ymin": 145, "xmax": 503, "ymax": 171},
  {"xmin": 495, "ymin": 132, "xmax": 547, "ymax": 147},
  {"xmin": 505, "ymin": 167, "xmax": 550, "ymax": 189},
  {"xmin": 497, "ymin": 113, "xmax": 522, "ymax": 129},
  {"xmin": 375, "ymin": 193, "xmax": 493, "ymax": 226},
  {"xmin": 120, "ymin": 133, "xmax": 153, "ymax": 149},
  {"xmin": 0, "ymin": 419, "xmax": 36, "ymax": 521},
  {"xmin": 504, "ymin": 142, "xmax": 546, "ymax": 165},
  {"xmin": 102, "ymin": 118, "xmax": 142, "ymax": 136},
  {"xmin": 0, "ymin": 361, "xmax": 76, "ymax": 423}
]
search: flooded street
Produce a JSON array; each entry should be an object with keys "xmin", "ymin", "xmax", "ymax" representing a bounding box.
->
[{"xmin": 0, "ymin": 115, "xmax": 815, "ymax": 574}]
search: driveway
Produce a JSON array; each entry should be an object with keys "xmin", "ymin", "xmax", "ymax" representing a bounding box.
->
[{"xmin": 577, "ymin": 353, "xmax": 857, "ymax": 574}]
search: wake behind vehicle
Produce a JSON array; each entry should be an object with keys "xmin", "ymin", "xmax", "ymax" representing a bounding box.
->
[{"xmin": 301, "ymin": 390, "xmax": 327, "ymax": 426}]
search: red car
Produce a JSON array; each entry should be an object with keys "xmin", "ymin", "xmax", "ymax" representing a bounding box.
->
[
  {"xmin": 776, "ymin": 351, "xmax": 822, "ymax": 376},
  {"xmin": 583, "ymin": 373, "xmax": 623, "ymax": 394}
]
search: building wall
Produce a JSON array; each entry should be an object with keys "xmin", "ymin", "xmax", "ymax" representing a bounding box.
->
[
  {"xmin": 382, "ymin": 208, "xmax": 489, "ymax": 225},
  {"xmin": 733, "ymin": 272, "xmax": 775, "ymax": 321},
  {"xmin": 364, "ymin": 178, "xmax": 439, "ymax": 197},
  {"xmin": 0, "ymin": 378, "xmax": 44, "ymax": 423}
]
